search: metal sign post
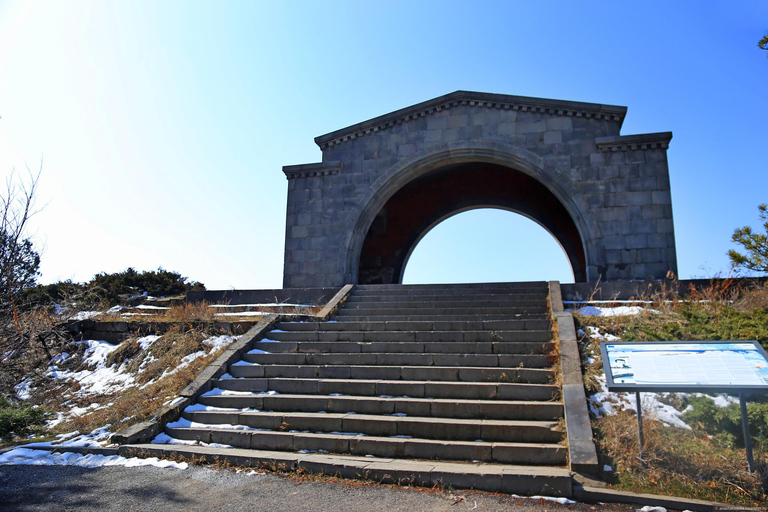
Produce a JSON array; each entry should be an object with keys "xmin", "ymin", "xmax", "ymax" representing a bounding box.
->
[
  {"xmin": 636, "ymin": 391, "xmax": 644, "ymax": 462},
  {"xmin": 600, "ymin": 340, "xmax": 768, "ymax": 473}
]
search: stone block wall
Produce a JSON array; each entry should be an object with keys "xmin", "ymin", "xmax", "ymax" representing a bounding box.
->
[{"xmin": 283, "ymin": 91, "xmax": 677, "ymax": 287}]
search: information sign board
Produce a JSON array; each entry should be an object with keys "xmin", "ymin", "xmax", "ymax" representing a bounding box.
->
[{"xmin": 600, "ymin": 340, "xmax": 768, "ymax": 393}]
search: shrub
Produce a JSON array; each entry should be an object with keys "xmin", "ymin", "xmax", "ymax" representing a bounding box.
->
[
  {"xmin": 89, "ymin": 267, "xmax": 205, "ymax": 305},
  {"xmin": 0, "ymin": 396, "xmax": 54, "ymax": 441}
]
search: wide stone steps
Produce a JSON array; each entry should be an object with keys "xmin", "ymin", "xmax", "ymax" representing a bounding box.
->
[
  {"xmin": 180, "ymin": 410, "xmax": 562, "ymax": 443},
  {"xmin": 251, "ymin": 340, "xmax": 554, "ymax": 354},
  {"xmin": 336, "ymin": 307, "xmax": 548, "ymax": 318},
  {"xmin": 196, "ymin": 393, "xmax": 563, "ymax": 421},
  {"xmin": 153, "ymin": 281, "xmax": 570, "ymax": 495},
  {"xmin": 128, "ymin": 444, "xmax": 573, "ymax": 496},
  {"xmin": 334, "ymin": 313, "xmax": 547, "ymax": 322},
  {"xmin": 242, "ymin": 352, "xmax": 552, "ymax": 368},
  {"xmin": 264, "ymin": 330, "xmax": 550, "ymax": 343},
  {"xmin": 345, "ymin": 294, "xmax": 547, "ymax": 305},
  {"xmin": 213, "ymin": 377, "xmax": 559, "ymax": 400},
  {"xmin": 275, "ymin": 319, "xmax": 551, "ymax": 331},
  {"xmin": 353, "ymin": 282, "xmax": 548, "ymax": 294},
  {"xmin": 166, "ymin": 426, "xmax": 566, "ymax": 465},
  {"xmin": 229, "ymin": 363, "xmax": 554, "ymax": 383}
]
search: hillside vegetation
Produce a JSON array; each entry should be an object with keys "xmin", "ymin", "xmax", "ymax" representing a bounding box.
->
[{"xmin": 575, "ymin": 279, "xmax": 768, "ymax": 508}]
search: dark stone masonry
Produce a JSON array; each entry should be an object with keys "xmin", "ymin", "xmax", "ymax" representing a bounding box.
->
[{"xmin": 283, "ymin": 91, "xmax": 677, "ymax": 287}]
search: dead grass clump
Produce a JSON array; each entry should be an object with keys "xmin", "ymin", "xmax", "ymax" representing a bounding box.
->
[{"xmin": 594, "ymin": 411, "xmax": 767, "ymax": 507}]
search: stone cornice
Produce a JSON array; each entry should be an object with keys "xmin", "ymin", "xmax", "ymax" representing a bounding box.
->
[
  {"xmin": 315, "ymin": 91, "xmax": 628, "ymax": 150},
  {"xmin": 283, "ymin": 162, "xmax": 341, "ymax": 180},
  {"xmin": 595, "ymin": 132, "xmax": 673, "ymax": 152}
]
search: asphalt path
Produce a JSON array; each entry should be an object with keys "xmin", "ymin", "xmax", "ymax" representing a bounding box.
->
[{"xmin": 0, "ymin": 464, "xmax": 641, "ymax": 512}]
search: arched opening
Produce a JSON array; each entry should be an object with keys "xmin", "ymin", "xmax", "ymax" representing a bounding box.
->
[
  {"xmin": 357, "ymin": 161, "xmax": 587, "ymax": 284},
  {"xmin": 402, "ymin": 208, "xmax": 575, "ymax": 284}
]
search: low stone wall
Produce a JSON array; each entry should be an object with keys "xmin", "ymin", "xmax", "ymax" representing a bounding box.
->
[
  {"xmin": 561, "ymin": 277, "xmax": 766, "ymax": 302},
  {"xmin": 186, "ymin": 287, "xmax": 339, "ymax": 306},
  {"xmin": 67, "ymin": 320, "xmax": 259, "ymax": 344}
]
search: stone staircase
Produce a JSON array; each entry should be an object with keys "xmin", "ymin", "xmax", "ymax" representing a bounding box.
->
[{"xmin": 147, "ymin": 282, "xmax": 572, "ymax": 495}]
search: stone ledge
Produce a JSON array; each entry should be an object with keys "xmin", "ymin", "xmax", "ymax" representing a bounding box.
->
[
  {"xmin": 549, "ymin": 281, "xmax": 599, "ymax": 474},
  {"xmin": 574, "ymin": 485, "xmax": 744, "ymax": 512},
  {"xmin": 119, "ymin": 444, "xmax": 573, "ymax": 497},
  {"xmin": 596, "ymin": 132, "xmax": 673, "ymax": 152},
  {"xmin": 283, "ymin": 162, "xmax": 341, "ymax": 180}
]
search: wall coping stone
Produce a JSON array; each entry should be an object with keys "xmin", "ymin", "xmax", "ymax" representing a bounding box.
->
[
  {"xmin": 315, "ymin": 90, "xmax": 628, "ymax": 150},
  {"xmin": 283, "ymin": 161, "xmax": 342, "ymax": 180},
  {"xmin": 595, "ymin": 132, "xmax": 673, "ymax": 152}
]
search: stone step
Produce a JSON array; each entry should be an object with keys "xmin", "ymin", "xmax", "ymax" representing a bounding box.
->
[
  {"xmin": 124, "ymin": 444, "xmax": 573, "ymax": 496},
  {"xmin": 346, "ymin": 293, "xmax": 548, "ymax": 304},
  {"xmin": 342, "ymin": 300, "xmax": 545, "ymax": 310},
  {"xmin": 242, "ymin": 352, "xmax": 552, "ymax": 368},
  {"xmin": 165, "ymin": 427, "xmax": 566, "ymax": 465},
  {"xmin": 181, "ymin": 410, "xmax": 563, "ymax": 443},
  {"xmin": 335, "ymin": 307, "xmax": 549, "ymax": 317},
  {"xmin": 354, "ymin": 282, "xmax": 548, "ymax": 292},
  {"xmin": 251, "ymin": 340, "xmax": 554, "ymax": 355},
  {"xmin": 214, "ymin": 377, "xmax": 559, "ymax": 401},
  {"xmin": 228, "ymin": 363, "xmax": 554, "ymax": 383},
  {"xmin": 196, "ymin": 393, "xmax": 563, "ymax": 420},
  {"xmin": 333, "ymin": 313, "xmax": 546, "ymax": 322},
  {"xmin": 264, "ymin": 330, "xmax": 551, "ymax": 343},
  {"xmin": 274, "ymin": 319, "xmax": 551, "ymax": 332}
]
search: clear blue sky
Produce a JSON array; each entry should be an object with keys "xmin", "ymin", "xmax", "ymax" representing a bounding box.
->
[{"xmin": 1, "ymin": 1, "xmax": 766, "ymax": 289}]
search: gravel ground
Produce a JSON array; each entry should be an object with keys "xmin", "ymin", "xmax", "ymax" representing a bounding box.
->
[{"xmin": 0, "ymin": 464, "xmax": 642, "ymax": 512}]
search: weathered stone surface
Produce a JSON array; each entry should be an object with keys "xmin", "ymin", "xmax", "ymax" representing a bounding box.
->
[{"xmin": 283, "ymin": 91, "xmax": 677, "ymax": 286}]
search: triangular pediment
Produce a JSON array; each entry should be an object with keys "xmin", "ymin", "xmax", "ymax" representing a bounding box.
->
[{"xmin": 315, "ymin": 90, "xmax": 627, "ymax": 150}]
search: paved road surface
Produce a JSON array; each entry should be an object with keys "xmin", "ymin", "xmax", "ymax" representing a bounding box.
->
[{"xmin": 0, "ymin": 464, "xmax": 640, "ymax": 512}]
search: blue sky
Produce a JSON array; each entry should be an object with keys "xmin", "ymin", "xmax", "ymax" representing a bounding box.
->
[{"xmin": 0, "ymin": 1, "xmax": 766, "ymax": 289}]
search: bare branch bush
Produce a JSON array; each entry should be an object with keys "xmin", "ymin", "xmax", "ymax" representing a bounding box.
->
[{"xmin": 0, "ymin": 163, "xmax": 73, "ymax": 399}]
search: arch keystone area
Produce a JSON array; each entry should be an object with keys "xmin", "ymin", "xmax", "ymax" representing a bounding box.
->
[{"xmin": 282, "ymin": 91, "xmax": 677, "ymax": 287}]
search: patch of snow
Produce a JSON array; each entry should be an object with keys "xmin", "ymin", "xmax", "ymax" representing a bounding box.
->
[
  {"xmin": 151, "ymin": 433, "xmax": 233, "ymax": 449},
  {"xmin": 184, "ymin": 403, "xmax": 241, "ymax": 412},
  {"xmin": 0, "ymin": 448, "xmax": 188, "ymax": 469},
  {"xmin": 574, "ymin": 306, "xmax": 653, "ymax": 317},
  {"xmin": 47, "ymin": 340, "xmax": 136, "ymax": 396},
  {"xmin": 68, "ymin": 311, "xmax": 102, "ymax": 321},
  {"xmin": 202, "ymin": 335, "xmax": 236, "ymax": 352},
  {"xmin": 201, "ymin": 388, "xmax": 253, "ymax": 397},
  {"xmin": 14, "ymin": 377, "xmax": 33, "ymax": 400},
  {"xmin": 106, "ymin": 305, "xmax": 123, "ymax": 314},
  {"xmin": 248, "ymin": 348, "xmax": 269, "ymax": 354},
  {"xmin": 138, "ymin": 335, "xmax": 161, "ymax": 351},
  {"xmin": 166, "ymin": 417, "xmax": 256, "ymax": 431}
]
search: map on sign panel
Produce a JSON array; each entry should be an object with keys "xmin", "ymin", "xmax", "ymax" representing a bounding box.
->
[{"xmin": 602, "ymin": 342, "xmax": 768, "ymax": 389}]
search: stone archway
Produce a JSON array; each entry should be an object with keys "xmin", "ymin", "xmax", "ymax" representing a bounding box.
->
[
  {"xmin": 282, "ymin": 91, "xmax": 677, "ymax": 287},
  {"xmin": 341, "ymin": 139, "xmax": 604, "ymax": 285},
  {"xmin": 357, "ymin": 162, "xmax": 585, "ymax": 284}
]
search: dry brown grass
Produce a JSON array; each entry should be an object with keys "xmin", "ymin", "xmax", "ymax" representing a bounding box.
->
[
  {"xmin": 29, "ymin": 323, "xmax": 235, "ymax": 437},
  {"xmin": 595, "ymin": 412, "xmax": 766, "ymax": 506},
  {"xmin": 573, "ymin": 279, "xmax": 768, "ymax": 507}
]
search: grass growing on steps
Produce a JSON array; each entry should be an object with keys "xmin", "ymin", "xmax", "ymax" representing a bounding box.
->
[{"xmin": 574, "ymin": 281, "xmax": 768, "ymax": 508}]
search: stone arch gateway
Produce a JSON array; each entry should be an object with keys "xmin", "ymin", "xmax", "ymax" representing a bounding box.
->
[{"xmin": 282, "ymin": 91, "xmax": 677, "ymax": 287}]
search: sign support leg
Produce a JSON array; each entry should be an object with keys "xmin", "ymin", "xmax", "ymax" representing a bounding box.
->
[
  {"xmin": 739, "ymin": 393, "xmax": 755, "ymax": 473},
  {"xmin": 636, "ymin": 391, "xmax": 644, "ymax": 461}
]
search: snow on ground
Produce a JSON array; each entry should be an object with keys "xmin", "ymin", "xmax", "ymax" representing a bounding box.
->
[
  {"xmin": 573, "ymin": 305, "xmax": 656, "ymax": 317},
  {"xmin": 0, "ymin": 447, "xmax": 188, "ymax": 469},
  {"xmin": 48, "ymin": 340, "xmax": 137, "ymax": 396},
  {"xmin": 4, "ymin": 331, "xmax": 241, "ymax": 468}
]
